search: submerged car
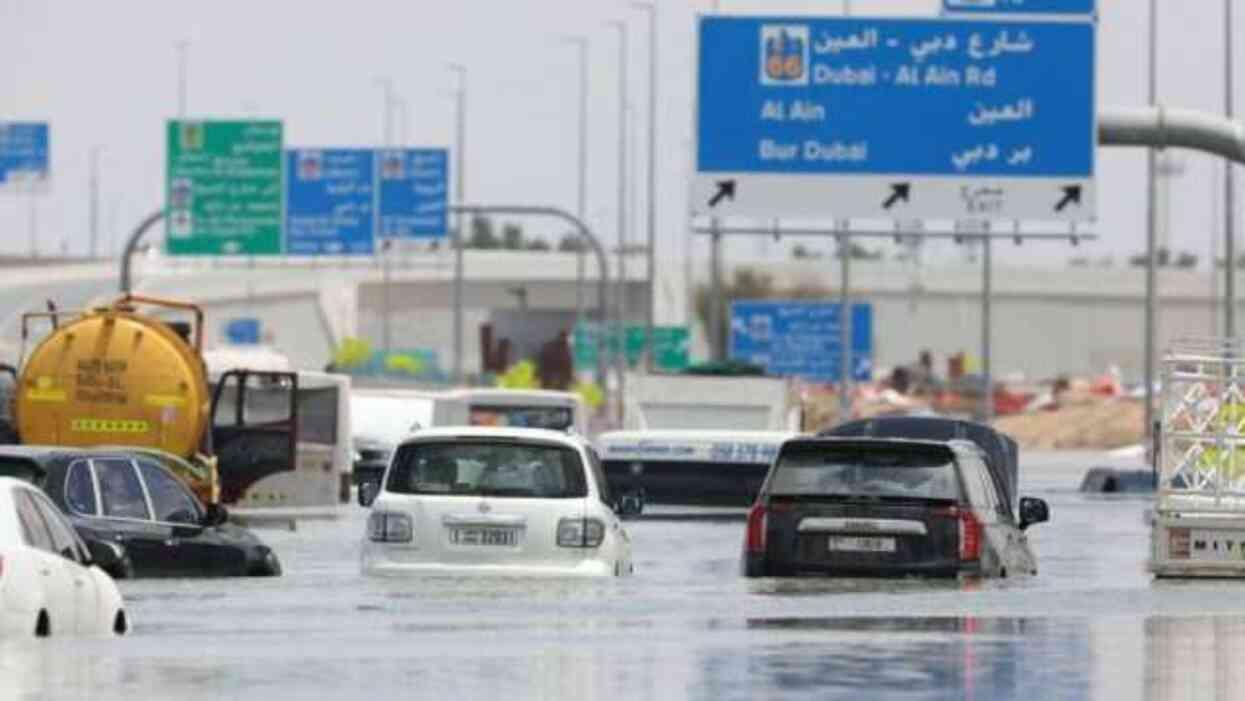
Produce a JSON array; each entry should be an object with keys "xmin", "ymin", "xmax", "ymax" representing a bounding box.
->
[
  {"xmin": 742, "ymin": 419, "xmax": 1049, "ymax": 579},
  {"xmin": 360, "ymin": 427, "xmax": 634, "ymax": 577},
  {"xmin": 0, "ymin": 446, "xmax": 281, "ymax": 578},
  {"xmin": 0, "ymin": 477, "xmax": 129, "ymax": 637}
]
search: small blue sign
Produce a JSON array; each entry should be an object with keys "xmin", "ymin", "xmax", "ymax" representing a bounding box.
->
[
  {"xmin": 378, "ymin": 148, "xmax": 448, "ymax": 239},
  {"xmin": 0, "ymin": 122, "xmax": 50, "ymax": 186},
  {"xmin": 729, "ymin": 301, "xmax": 873, "ymax": 383},
  {"xmin": 286, "ymin": 149, "xmax": 375, "ymax": 255},
  {"xmin": 697, "ymin": 17, "xmax": 1095, "ymax": 178},
  {"xmin": 943, "ymin": 0, "xmax": 1095, "ymax": 16},
  {"xmin": 224, "ymin": 318, "xmax": 261, "ymax": 345}
]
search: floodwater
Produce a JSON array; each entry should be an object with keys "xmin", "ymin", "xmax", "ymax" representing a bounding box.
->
[{"xmin": 3, "ymin": 452, "xmax": 1245, "ymax": 700}]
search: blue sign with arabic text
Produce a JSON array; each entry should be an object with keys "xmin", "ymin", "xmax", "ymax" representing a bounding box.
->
[
  {"xmin": 943, "ymin": 0, "xmax": 1095, "ymax": 16},
  {"xmin": 286, "ymin": 149, "xmax": 375, "ymax": 255},
  {"xmin": 378, "ymin": 148, "xmax": 448, "ymax": 239},
  {"xmin": 729, "ymin": 301, "xmax": 873, "ymax": 383},
  {"xmin": 697, "ymin": 17, "xmax": 1094, "ymax": 178},
  {"xmin": 0, "ymin": 122, "xmax": 50, "ymax": 186}
]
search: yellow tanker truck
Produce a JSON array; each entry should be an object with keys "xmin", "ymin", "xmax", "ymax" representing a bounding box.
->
[{"xmin": 9, "ymin": 294, "xmax": 300, "ymax": 506}]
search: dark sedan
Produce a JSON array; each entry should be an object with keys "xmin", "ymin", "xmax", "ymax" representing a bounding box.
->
[
  {"xmin": 743, "ymin": 426, "xmax": 1049, "ymax": 579},
  {"xmin": 0, "ymin": 446, "xmax": 282, "ymax": 578}
]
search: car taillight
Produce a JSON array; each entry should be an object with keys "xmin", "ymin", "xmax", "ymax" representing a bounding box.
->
[
  {"xmin": 746, "ymin": 503, "xmax": 767, "ymax": 554},
  {"xmin": 958, "ymin": 510, "xmax": 982, "ymax": 561},
  {"xmin": 367, "ymin": 511, "xmax": 413, "ymax": 543},
  {"xmin": 557, "ymin": 518, "xmax": 605, "ymax": 548}
]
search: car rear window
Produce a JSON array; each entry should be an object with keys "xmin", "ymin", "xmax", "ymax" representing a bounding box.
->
[
  {"xmin": 386, "ymin": 441, "xmax": 588, "ymax": 499},
  {"xmin": 770, "ymin": 443, "xmax": 961, "ymax": 501}
]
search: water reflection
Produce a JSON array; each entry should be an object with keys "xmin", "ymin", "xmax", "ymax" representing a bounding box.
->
[{"xmin": 1146, "ymin": 617, "xmax": 1245, "ymax": 701}]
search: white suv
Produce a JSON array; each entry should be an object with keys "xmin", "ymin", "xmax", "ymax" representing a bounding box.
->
[{"xmin": 360, "ymin": 427, "xmax": 634, "ymax": 577}]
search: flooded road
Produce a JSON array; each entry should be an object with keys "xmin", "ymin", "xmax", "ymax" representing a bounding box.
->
[{"xmin": 4, "ymin": 452, "xmax": 1244, "ymax": 700}]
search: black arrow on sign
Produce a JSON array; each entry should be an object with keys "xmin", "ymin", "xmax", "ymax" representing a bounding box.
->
[
  {"xmin": 708, "ymin": 179, "xmax": 736, "ymax": 208},
  {"xmin": 1054, "ymin": 185, "xmax": 1082, "ymax": 212},
  {"xmin": 882, "ymin": 182, "xmax": 911, "ymax": 210}
]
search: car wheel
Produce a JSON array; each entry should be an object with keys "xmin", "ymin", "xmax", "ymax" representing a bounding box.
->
[
  {"xmin": 34, "ymin": 611, "xmax": 50, "ymax": 638},
  {"xmin": 113, "ymin": 611, "xmax": 128, "ymax": 636}
]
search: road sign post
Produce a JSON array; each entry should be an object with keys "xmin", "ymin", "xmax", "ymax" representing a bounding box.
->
[
  {"xmin": 729, "ymin": 301, "xmax": 873, "ymax": 383},
  {"xmin": 166, "ymin": 120, "xmax": 283, "ymax": 255},
  {"xmin": 286, "ymin": 149, "xmax": 376, "ymax": 255},
  {"xmin": 693, "ymin": 17, "xmax": 1096, "ymax": 221}
]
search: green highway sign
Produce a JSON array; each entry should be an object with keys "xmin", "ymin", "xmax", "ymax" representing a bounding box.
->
[
  {"xmin": 166, "ymin": 120, "xmax": 284, "ymax": 255},
  {"xmin": 573, "ymin": 323, "xmax": 690, "ymax": 372}
]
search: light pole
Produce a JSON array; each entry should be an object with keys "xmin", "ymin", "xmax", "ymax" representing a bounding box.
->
[
  {"xmin": 376, "ymin": 77, "xmax": 394, "ymax": 146},
  {"xmin": 1226, "ymin": 0, "xmax": 1237, "ymax": 337},
  {"xmin": 89, "ymin": 147, "xmax": 101, "ymax": 259},
  {"xmin": 1144, "ymin": 0, "xmax": 1159, "ymax": 474},
  {"xmin": 376, "ymin": 77, "xmax": 395, "ymax": 358},
  {"xmin": 448, "ymin": 63, "xmax": 467, "ymax": 386},
  {"xmin": 608, "ymin": 20, "xmax": 629, "ymax": 425},
  {"xmin": 175, "ymin": 40, "xmax": 189, "ymax": 117},
  {"xmin": 631, "ymin": 2, "xmax": 658, "ymax": 371},
  {"xmin": 560, "ymin": 36, "xmax": 590, "ymax": 332}
]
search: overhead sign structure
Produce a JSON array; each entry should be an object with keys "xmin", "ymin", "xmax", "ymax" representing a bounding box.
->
[
  {"xmin": 378, "ymin": 149, "xmax": 449, "ymax": 239},
  {"xmin": 167, "ymin": 121, "xmax": 284, "ymax": 255},
  {"xmin": 573, "ymin": 323, "xmax": 691, "ymax": 372},
  {"xmin": 729, "ymin": 301, "xmax": 873, "ymax": 383},
  {"xmin": 0, "ymin": 122, "xmax": 50, "ymax": 190},
  {"xmin": 693, "ymin": 17, "xmax": 1096, "ymax": 221},
  {"xmin": 943, "ymin": 0, "xmax": 1095, "ymax": 16},
  {"xmin": 286, "ymin": 149, "xmax": 376, "ymax": 255}
]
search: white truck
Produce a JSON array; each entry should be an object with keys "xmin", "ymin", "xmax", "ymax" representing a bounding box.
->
[
  {"xmin": 1150, "ymin": 338, "xmax": 1245, "ymax": 577},
  {"xmin": 622, "ymin": 372, "xmax": 800, "ymax": 432}
]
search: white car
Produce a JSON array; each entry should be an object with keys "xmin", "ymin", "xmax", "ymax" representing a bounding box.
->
[
  {"xmin": 361, "ymin": 427, "xmax": 634, "ymax": 577},
  {"xmin": 0, "ymin": 477, "xmax": 128, "ymax": 637}
]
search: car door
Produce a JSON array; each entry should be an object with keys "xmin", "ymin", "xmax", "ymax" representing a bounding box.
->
[
  {"xmin": 135, "ymin": 457, "xmax": 238, "ymax": 576},
  {"xmin": 92, "ymin": 457, "xmax": 178, "ymax": 577},
  {"xmin": 12, "ymin": 488, "xmax": 77, "ymax": 635},
  {"xmin": 27, "ymin": 489, "xmax": 98, "ymax": 634}
]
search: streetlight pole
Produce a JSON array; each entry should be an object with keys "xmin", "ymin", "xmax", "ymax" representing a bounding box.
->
[
  {"xmin": 175, "ymin": 40, "xmax": 189, "ymax": 117},
  {"xmin": 560, "ymin": 37, "xmax": 590, "ymax": 332},
  {"xmin": 1226, "ymin": 0, "xmax": 1236, "ymax": 337},
  {"xmin": 448, "ymin": 64, "xmax": 467, "ymax": 386},
  {"xmin": 376, "ymin": 77, "xmax": 395, "ymax": 358},
  {"xmin": 1144, "ymin": 0, "xmax": 1159, "ymax": 476},
  {"xmin": 89, "ymin": 147, "xmax": 101, "ymax": 259},
  {"xmin": 632, "ymin": 2, "xmax": 658, "ymax": 371},
  {"xmin": 609, "ymin": 20, "xmax": 629, "ymax": 425}
]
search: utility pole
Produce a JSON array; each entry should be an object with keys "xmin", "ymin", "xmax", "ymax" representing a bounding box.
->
[
  {"xmin": 1144, "ymin": 0, "xmax": 1159, "ymax": 473},
  {"xmin": 709, "ymin": 0, "xmax": 723, "ymax": 362},
  {"xmin": 377, "ymin": 77, "xmax": 394, "ymax": 358},
  {"xmin": 448, "ymin": 63, "xmax": 467, "ymax": 386},
  {"xmin": 175, "ymin": 40, "xmax": 189, "ymax": 117},
  {"xmin": 1226, "ymin": 0, "xmax": 1237, "ymax": 337},
  {"xmin": 89, "ymin": 147, "xmax": 100, "ymax": 259},
  {"xmin": 609, "ymin": 20, "xmax": 629, "ymax": 425},
  {"xmin": 632, "ymin": 2, "xmax": 658, "ymax": 371},
  {"xmin": 560, "ymin": 37, "xmax": 590, "ymax": 331}
]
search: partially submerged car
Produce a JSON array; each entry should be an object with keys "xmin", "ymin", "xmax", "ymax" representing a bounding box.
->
[
  {"xmin": 361, "ymin": 427, "xmax": 634, "ymax": 577},
  {"xmin": 0, "ymin": 477, "xmax": 129, "ymax": 637},
  {"xmin": 0, "ymin": 446, "xmax": 281, "ymax": 578},
  {"xmin": 743, "ymin": 418, "xmax": 1049, "ymax": 579}
]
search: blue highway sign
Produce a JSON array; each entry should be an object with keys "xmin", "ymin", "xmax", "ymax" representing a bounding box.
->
[
  {"xmin": 943, "ymin": 0, "xmax": 1095, "ymax": 16},
  {"xmin": 0, "ymin": 122, "xmax": 50, "ymax": 189},
  {"xmin": 286, "ymin": 149, "xmax": 376, "ymax": 255},
  {"xmin": 729, "ymin": 301, "xmax": 873, "ymax": 383},
  {"xmin": 693, "ymin": 17, "xmax": 1096, "ymax": 221},
  {"xmin": 378, "ymin": 148, "xmax": 448, "ymax": 239}
]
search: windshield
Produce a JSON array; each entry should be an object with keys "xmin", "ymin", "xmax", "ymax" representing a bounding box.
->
[
  {"xmin": 385, "ymin": 440, "xmax": 587, "ymax": 499},
  {"xmin": 770, "ymin": 444, "xmax": 961, "ymax": 501}
]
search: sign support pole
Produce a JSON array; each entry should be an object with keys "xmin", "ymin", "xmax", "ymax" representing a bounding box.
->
[
  {"xmin": 982, "ymin": 225, "xmax": 994, "ymax": 424},
  {"xmin": 839, "ymin": 230, "xmax": 852, "ymax": 417}
]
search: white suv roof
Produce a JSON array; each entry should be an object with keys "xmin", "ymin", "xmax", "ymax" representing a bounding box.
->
[{"xmin": 394, "ymin": 426, "xmax": 585, "ymax": 450}]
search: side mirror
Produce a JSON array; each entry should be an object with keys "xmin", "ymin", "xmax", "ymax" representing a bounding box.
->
[
  {"xmin": 86, "ymin": 538, "xmax": 133, "ymax": 579},
  {"xmin": 203, "ymin": 503, "xmax": 229, "ymax": 527},
  {"xmin": 1019, "ymin": 496, "xmax": 1050, "ymax": 531},
  {"xmin": 359, "ymin": 480, "xmax": 380, "ymax": 508},
  {"xmin": 614, "ymin": 490, "xmax": 645, "ymax": 518}
]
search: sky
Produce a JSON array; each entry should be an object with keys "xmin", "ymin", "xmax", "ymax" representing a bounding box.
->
[{"xmin": 0, "ymin": 0, "xmax": 1237, "ymax": 270}]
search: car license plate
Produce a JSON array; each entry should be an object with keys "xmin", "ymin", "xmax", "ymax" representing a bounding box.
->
[
  {"xmin": 450, "ymin": 527, "xmax": 518, "ymax": 547},
  {"xmin": 828, "ymin": 536, "xmax": 896, "ymax": 553}
]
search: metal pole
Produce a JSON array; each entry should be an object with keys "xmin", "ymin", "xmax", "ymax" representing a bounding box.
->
[
  {"xmin": 119, "ymin": 209, "xmax": 166, "ymax": 293},
  {"xmin": 27, "ymin": 186, "xmax": 37, "ymax": 259},
  {"xmin": 839, "ymin": 233, "xmax": 852, "ymax": 418},
  {"xmin": 633, "ymin": 2, "xmax": 658, "ymax": 371},
  {"xmin": 382, "ymin": 241, "xmax": 392, "ymax": 357},
  {"xmin": 710, "ymin": 0, "xmax": 723, "ymax": 364},
  {"xmin": 175, "ymin": 40, "xmax": 188, "ymax": 117},
  {"xmin": 610, "ymin": 21, "xmax": 629, "ymax": 425},
  {"xmin": 561, "ymin": 38, "xmax": 589, "ymax": 332},
  {"xmin": 982, "ymin": 228, "xmax": 994, "ymax": 424},
  {"xmin": 1145, "ymin": 0, "xmax": 1159, "ymax": 472},
  {"xmin": 89, "ymin": 147, "xmax": 100, "ymax": 259},
  {"xmin": 1226, "ymin": 0, "xmax": 1236, "ymax": 337},
  {"xmin": 449, "ymin": 64, "xmax": 467, "ymax": 386}
]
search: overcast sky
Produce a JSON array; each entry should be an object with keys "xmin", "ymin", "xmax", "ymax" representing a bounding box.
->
[{"xmin": 0, "ymin": 0, "xmax": 1236, "ymax": 269}]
